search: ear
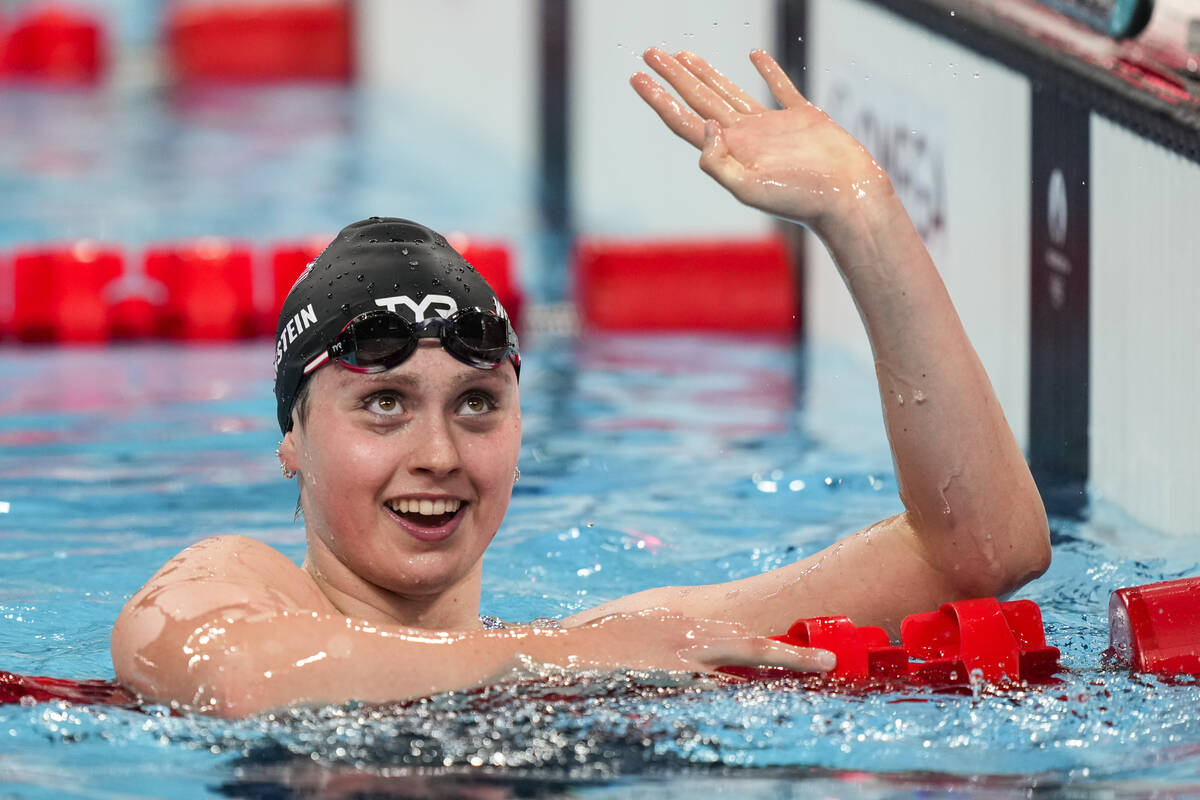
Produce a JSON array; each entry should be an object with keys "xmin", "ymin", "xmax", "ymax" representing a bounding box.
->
[{"xmin": 278, "ymin": 430, "xmax": 300, "ymax": 474}]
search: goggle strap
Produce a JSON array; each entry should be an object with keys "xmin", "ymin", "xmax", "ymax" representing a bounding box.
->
[{"xmin": 303, "ymin": 351, "xmax": 330, "ymax": 375}]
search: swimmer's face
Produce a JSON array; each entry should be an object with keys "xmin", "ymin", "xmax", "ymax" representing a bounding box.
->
[{"xmin": 280, "ymin": 340, "xmax": 521, "ymax": 607}]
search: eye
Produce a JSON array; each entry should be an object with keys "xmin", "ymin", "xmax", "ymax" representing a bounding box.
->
[
  {"xmin": 457, "ymin": 392, "xmax": 496, "ymax": 416},
  {"xmin": 364, "ymin": 392, "xmax": 404, "ymax": 415}
]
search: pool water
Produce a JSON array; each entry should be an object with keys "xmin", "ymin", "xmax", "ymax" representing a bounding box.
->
[{"xmin": 3, "ymin": 336, "xmax": 1200, "ymax": 798}]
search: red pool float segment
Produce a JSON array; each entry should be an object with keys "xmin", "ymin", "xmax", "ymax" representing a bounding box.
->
[
  {"xmin": 145, "ymin": 239, "xmax": 257, "ymax": 340},
  {"xmin": 574, "ymin": 236, "xmax": 798, "ymax": 333},
  {"xmin": 12, "ymin": 242, "xmax": 124, "ymax": 342},
  {"xmin": 0, "ymin": 235, "xmax": 524, "ymax": 342},
  {"xmin": 1108, "ymin": 576, "xmax": 1200, "ymax": 675},
  {"xmin": 901, "ymin": 597, "xmax": 1061, "ymax": 684},
  {"xmin": 0, "ymin": 670, "xmax": 138, "ymax": 709},
  {"xmin": 166, "ymin": 1, "xmax": 353, "ymax": 84},
  {"xmin": 722, "ymin": 597, "xmax": 1061, "ymax": 688},
  {"xmin": 0, "ymin": 5, "xmax": 107, "ymax": 85}
]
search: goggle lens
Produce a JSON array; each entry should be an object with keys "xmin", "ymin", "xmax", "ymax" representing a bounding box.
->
[{"xmin": 316, "ymin": 308, "xmax": 517, "ymax": 375}]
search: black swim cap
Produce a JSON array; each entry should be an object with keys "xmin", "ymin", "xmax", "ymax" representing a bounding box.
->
[{"xmin": 273, "ymin": 217, "xmax": 518, "ymax": 433}]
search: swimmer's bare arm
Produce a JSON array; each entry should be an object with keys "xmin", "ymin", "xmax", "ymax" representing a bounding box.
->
[
  {"xmin": 567, "ymin": 49, "xmax": 1049, "ymax": 637},
  {"xmin": 112, "ymin": 535, "xmax": 831, "ymax": 716}
]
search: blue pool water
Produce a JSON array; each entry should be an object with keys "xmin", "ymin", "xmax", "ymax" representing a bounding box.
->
[
  {"xmin": 3, "ymin": 337, "xmax": 1200, "ymax": 798},
  {"xmin": 3, "ymin": 65, "xmax": 1200, "ymax": 797}
]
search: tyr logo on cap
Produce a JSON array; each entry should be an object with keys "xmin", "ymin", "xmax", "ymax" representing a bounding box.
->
[{"xmin": 374, "ymin": 294, "xmax": 458, "ymax": 321}]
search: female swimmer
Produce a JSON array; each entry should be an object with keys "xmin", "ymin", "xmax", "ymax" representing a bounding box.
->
[{"xmin": 111, "ymin": 48, "xmax": 1049, "ymax": 717}]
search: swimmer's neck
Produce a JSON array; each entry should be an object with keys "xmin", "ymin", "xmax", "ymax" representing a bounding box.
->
[{"xmin": 300, "ymin": 551, "xmax": 486, "ymax": 631}]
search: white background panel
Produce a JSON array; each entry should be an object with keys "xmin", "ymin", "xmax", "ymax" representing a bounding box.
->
[
  {"xmin": 570, "ymin": 0, "xmax": 777, "ymax": 236},
  {"xmin": 354, "ymin": 0, "xmax": 539, "ymax": 229},
  {"xmin": 805, "ymin": 0, "xmax": 1032, "ymax": 449},
  {"xmin": 1091, "ymin": 116, "xmax": 1200, "ymax": 535}
]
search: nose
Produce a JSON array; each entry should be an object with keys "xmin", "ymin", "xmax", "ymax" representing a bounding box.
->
[{"xmin": 409, "ymin": 412, "xmax": 462, "ymax": 477}]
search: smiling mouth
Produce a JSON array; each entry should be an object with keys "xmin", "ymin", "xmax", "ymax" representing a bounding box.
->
[{"xmin": 385, "ymin": 498, "xmax": 465, "ymax": 529}]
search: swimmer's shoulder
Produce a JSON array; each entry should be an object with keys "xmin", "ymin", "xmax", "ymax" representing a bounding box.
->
[{"xmin": 128, "ymin": 534, "xmax": 332, "ymax": 615}]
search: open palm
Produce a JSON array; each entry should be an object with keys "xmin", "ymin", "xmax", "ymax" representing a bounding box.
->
[{"xmin": 632, "ymin": 48, "xmax": 890, "ymax": 233}]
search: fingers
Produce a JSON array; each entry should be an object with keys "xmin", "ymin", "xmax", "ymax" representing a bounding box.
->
[
  {"xmin": 630, "ymin": 72, "xmax": 707, "ymax": 149},
  {"xmin": 749, "ymin": 49, "xmax": 808, "ymax": 109},
  {"xmin": 675, "ymin": 50, "xmax": 766, "ymax": 115},
  {"xmin": 642, "ymin": 47, "xmax": 740, "ymax": 127},
  {"xmin": 680, "ymin": 636, "xmax": 836, "ymax": 674}
]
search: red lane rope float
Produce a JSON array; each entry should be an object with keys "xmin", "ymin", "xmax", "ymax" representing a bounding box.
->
[
  {"xmin": 901, "ymin": 598, "xmax": 1061, "ymax": 684},
  {"xmin": 721, "ymin": 597, "xmax": 1062, "ymax": 688},
  {"xmin": 12, "ymin": 242, "xmax": 125, "ymax": 343},
  {"xmin": 574, "ymin": 235, "xmax": 798, "ymax": 333},
  {"xmin": 146, "ymin": 239, "xmax": 258, "ymax": 341},
  {"xmin": 166, "ymin": 0, "xmax": 353, "ymax": 84},
  {"xmin": 0, "ymin": 5, "xmax": 106, "ymax": 85},
  {"xmin": 0, "ymin": 671, "xmax": 138, "ymax": 709},
  {"xmin": 1108, "ymin": 576, "xmax": 1200, "ymax": 675},
  {"xmin": 1, "ymin": 235, "xmax": 523, "ymax": 343}
]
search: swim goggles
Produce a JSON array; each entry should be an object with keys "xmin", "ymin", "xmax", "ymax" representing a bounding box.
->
[{"xmin": 303, "ymin": 307, "xmax": 520, "ymax": 377}]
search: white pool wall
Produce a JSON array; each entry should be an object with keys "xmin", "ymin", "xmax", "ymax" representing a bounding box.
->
[
  {"xmin": 356, "ymin": 0, "xmax": 777, "ymax": 240},
  {"xmin": 1090, "ymin": 119, "xmax": 1200, "ymax": 535},
  {"xmin": 805, "ymin": 0, "xmax": 1032, "ymax": 448}
]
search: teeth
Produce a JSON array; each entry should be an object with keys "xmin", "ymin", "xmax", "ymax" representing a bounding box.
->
[{"xmin": 389, "ymin": 498, "xmax": 461, "ymax": 515}]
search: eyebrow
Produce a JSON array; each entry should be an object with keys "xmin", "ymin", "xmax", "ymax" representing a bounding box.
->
[{"xmin": 340, "ymin": 365, "xmax": 515, "ymax": 391}]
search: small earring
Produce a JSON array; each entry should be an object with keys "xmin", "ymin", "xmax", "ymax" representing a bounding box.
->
[
  {"xmin": 277, "ymin": 444, "xmax": 296, "ymax": 479},
  {"xmin": 513, "ymin": 466, "xmax": 521, "ymax": 484}
]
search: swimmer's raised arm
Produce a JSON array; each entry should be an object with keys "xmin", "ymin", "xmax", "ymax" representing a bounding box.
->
[
  {"xmin": 567, "ymin": 49, "xmax": 1049, "ymax": 637},
  {"xmin": 112, "ymin": 535, "xmax": 831, "ymax": 716}
]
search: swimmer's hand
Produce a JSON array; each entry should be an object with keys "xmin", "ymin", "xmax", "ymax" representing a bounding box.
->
[
  {"xmin": 561, "ymin": 610, "xmax": 834, "ymax": 675},
  {"xmin": 631, "ymin": 48, "xmax": 891, "ymax": 237}
]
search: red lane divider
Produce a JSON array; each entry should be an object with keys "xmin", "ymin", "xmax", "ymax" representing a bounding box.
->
[
  {"xmin": 166, "ymin": 1, "xmax": 353, "ymax": 84},
  {"xmin": 0, "ymin": 670, "xmax": 138, "ymax": 708},
  {"xmin": 722, "ymin": 597, "xmax": 1062, "ymax": 688},
  {"xmin": 574, "ymin": 236, "xmax": 798, "ymax": 333},
  {"xmin": 146, "ymin": 239, "xmax": 257, "ymax": 341},
  {"xmin": 0, "ymin": 5, "xmax": 106, "ymax": 85},
  {"xmin": 1108, "ymin": 576, "xmax": 1200, "ymax": 675},
  {"xmin": 13, "ymin": 243, "xmax": 124, "ymax": 342},
  {"xmin": 0, "ymin": 235, "xmax": 523, "ymax": 343},
  {"xmin": 902, "ymin": 598, "xmax": 1061, "ymax": 684}
]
